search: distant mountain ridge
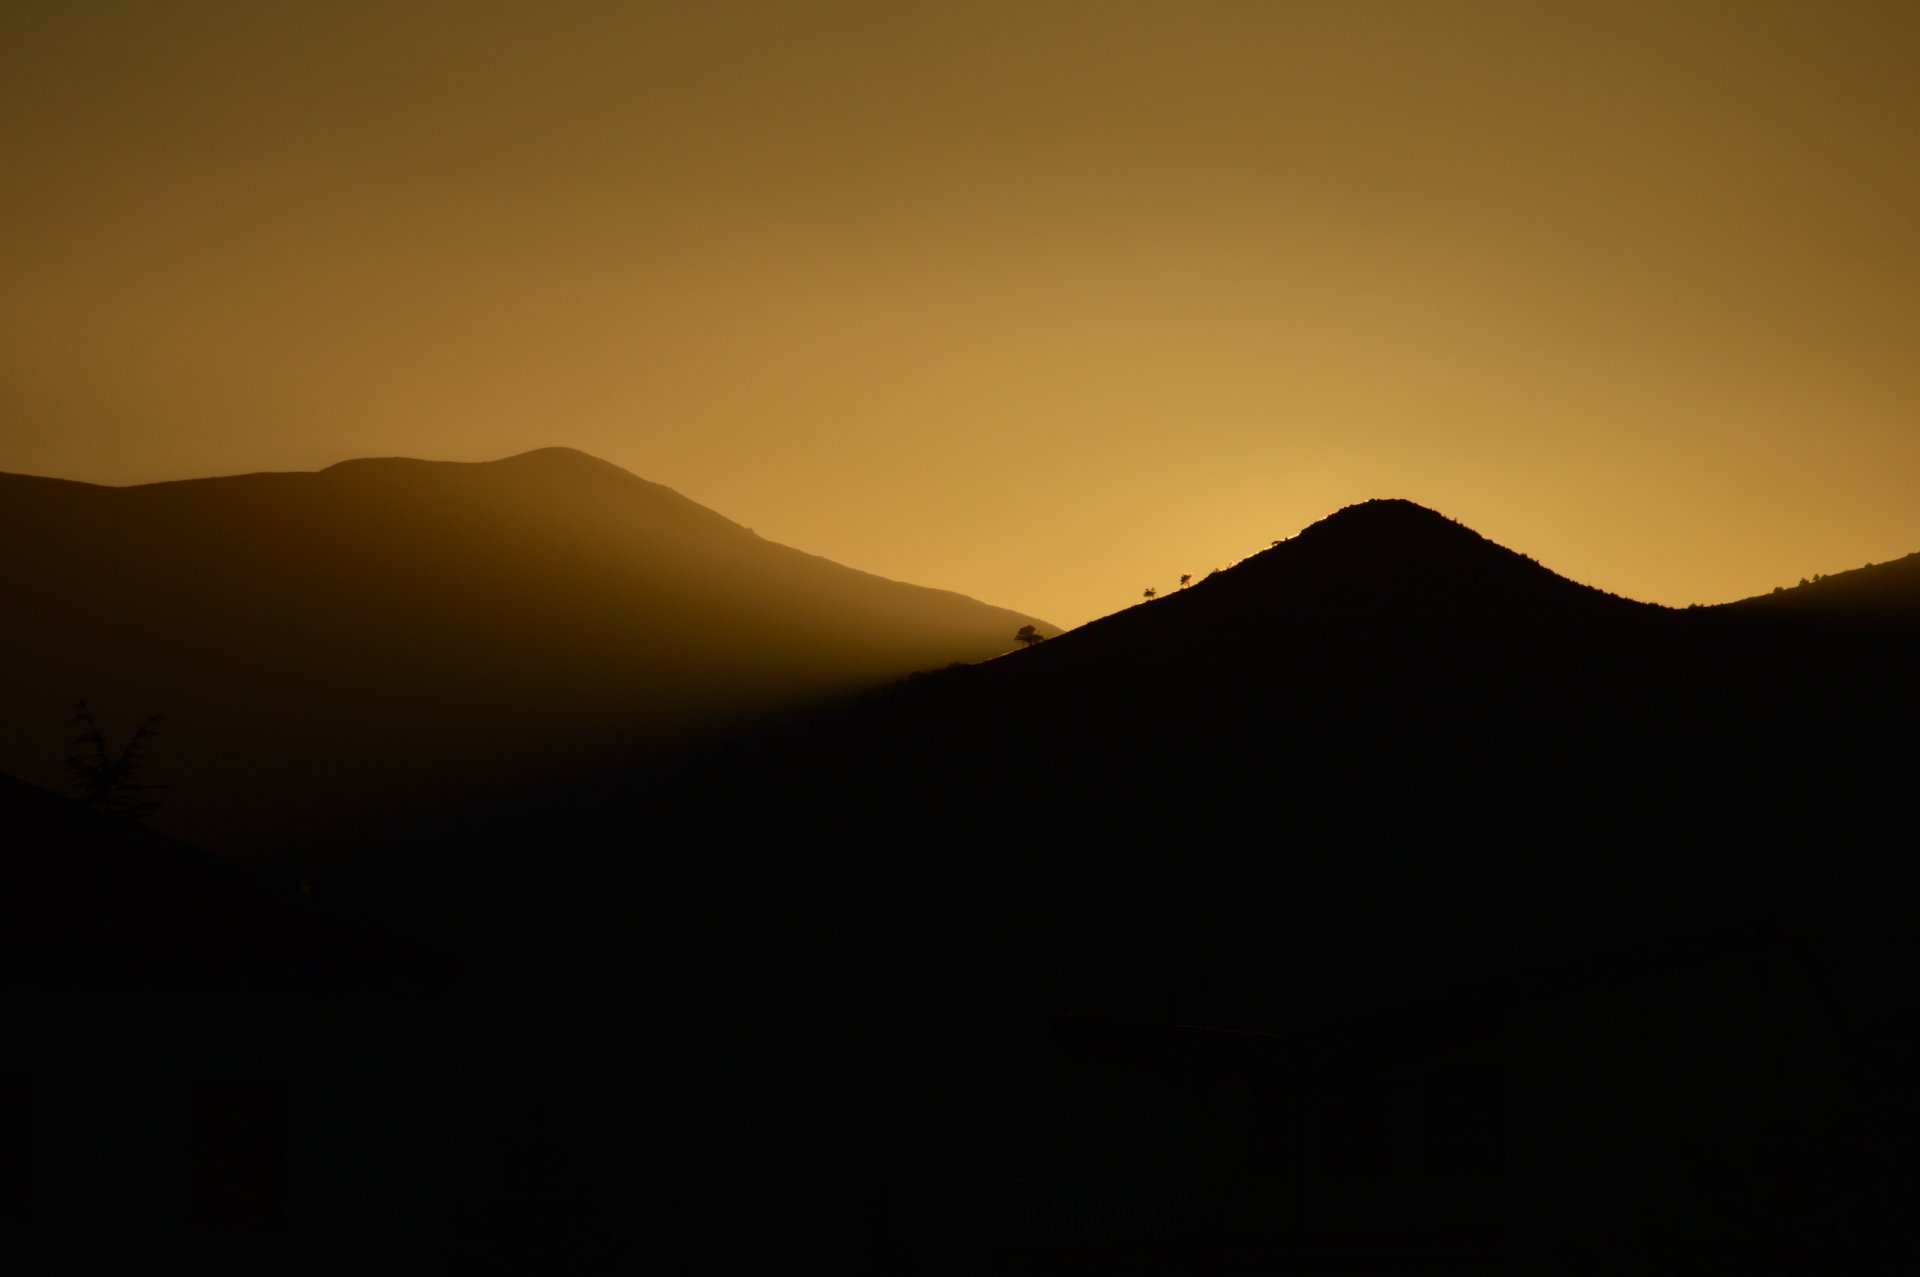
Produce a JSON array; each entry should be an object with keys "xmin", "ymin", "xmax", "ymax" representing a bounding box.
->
[{"xmin": 0, "ymin": 448, "xmax": 1055, "ymax": 852}]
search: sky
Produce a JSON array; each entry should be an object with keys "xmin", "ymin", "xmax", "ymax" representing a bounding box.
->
[{"xmin": 5, "ymin": 1, "xmax": 1919, "ymax": 629}]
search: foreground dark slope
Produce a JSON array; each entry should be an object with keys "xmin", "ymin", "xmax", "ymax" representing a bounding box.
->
[
  {"xmin": 624, "ymin": 500, "xmax": 1916, "ymax": 1269},
  {"xmin": 4, "ymin": 772, "xmax": 472, "ymax": 1273},
  {"xmin": 1720, "ymin": 546, "xmax": 1920, "ymax": 633},
  {"xmin": 0, "ymin": 447, "xmax": 1052, "ymax": 852},
  {"xmin": 1, "ymin": 770, "xmax": 449, "ymax": 993},
  {"xmin": 16, "ymin": 499, "xmax": 1913, "ymax": 1272},
  {"xmin": 682, "ymin": 497, "xmax": 1909, "ymax": 866},
  {"xmin": 639, "ymin": 500, "xmax": 1911, "ymax": 1029},
  {"xmin": 309, "ymin": 498, "xmax": 1918, "ymax": 1271}
]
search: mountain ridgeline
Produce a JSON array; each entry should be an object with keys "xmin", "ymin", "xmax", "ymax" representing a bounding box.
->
[
  {"xmin": 0, "ymin": 448, "xmax": 1055, "ymax": 852},
  {"xmin": 9, "ymin": 488, "xmax": 1918, "ymax": 1271},
  {"xmin": 446, "ymin": 496, "xmax": 1916, "ymax": 1271},
  {"xmin": 666, "ymin": 497, "xmax": 1914, "ymax": 860}
]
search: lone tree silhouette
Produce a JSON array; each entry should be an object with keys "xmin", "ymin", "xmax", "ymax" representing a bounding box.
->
[
  {"xmin": 67, "ymin": 701, "xmax": 165, "ymax": 821},
  {"xmin": 1014, "ymin": 624, "xmax": 1044, "ymax": 648},
  {"xmin": 1179, "ymin": 573, "xmax": 1192, "ymax": 590},
  {"xmin": 1143, "ymin": 586, "xmax": 1157, "ymax": 601}
]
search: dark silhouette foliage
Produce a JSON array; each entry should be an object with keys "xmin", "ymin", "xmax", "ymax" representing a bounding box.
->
[
  {"xmin": 66, "ymin": 702, "xmax": 164, "ymax": 821},
  {"xmin": 1014, "ymin": 624, "xmax": 1044, "ymax": 648}
]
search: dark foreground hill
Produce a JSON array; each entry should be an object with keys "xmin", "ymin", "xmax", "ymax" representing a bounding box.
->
[
  {"xmin": 389, "ymin": 498, "xmax": 1917, "ymax": 1272},
  {"xmin": 12, "ymin": 498, "xmax": 1917, "ymax": 1273},
  {"xmin": 1, "ymin": 770, "xmax": 450, "ymax": 993},
  {"xmin": 0, "ymin": 448, "xmax": 1054, "ymax": 853},
  {"xmin": 3, "ymin": 771, "xmax": 472, "ymax": 1273}
]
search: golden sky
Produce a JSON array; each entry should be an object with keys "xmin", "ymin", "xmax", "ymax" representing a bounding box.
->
[{"xmin": 5, "ymin": 1, "xmax": 1918, "ymax": 628}]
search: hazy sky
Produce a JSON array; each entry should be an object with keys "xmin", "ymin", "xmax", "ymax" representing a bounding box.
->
[{"xmin": 5, "ymin": 1, "xmax": 1918, "ymax": 628}]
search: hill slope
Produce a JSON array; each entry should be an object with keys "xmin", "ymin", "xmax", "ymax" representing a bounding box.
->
[
  {"xmin": 385, "ymin": 497, "xmax": 1918, "ymax": 1270},
  {"xmin": 16, "ymin": 495, "xmax": 1915, "ymax": 1270},
  {"xmin": 1721, "ymin": 548, "xmax": 1920, "ymax": 632},
  {"xmin": 443, "ymin": 495, "xmax": 1915, "ymax": 1050},
  {"xmin": 0, "ymin": 447, "xmax": 1054, "ymax": 852}
]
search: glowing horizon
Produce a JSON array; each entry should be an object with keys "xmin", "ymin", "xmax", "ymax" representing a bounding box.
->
[{"xmin": 5, "ymin": 1, "xmax": 1918, "ymax": 629}]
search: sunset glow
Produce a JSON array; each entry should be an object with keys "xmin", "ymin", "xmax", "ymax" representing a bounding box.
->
[{"xmin": 5, "ymin": 2, "xmax": 1918, "ymax": 628}]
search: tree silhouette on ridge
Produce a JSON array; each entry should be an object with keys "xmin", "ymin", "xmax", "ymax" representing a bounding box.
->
[{"xmin": 66, "ymin": 701, "xmax": 165, "ymax": 821}]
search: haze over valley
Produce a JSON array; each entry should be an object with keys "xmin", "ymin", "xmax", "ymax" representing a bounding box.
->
[{"xmin": 0, "ymin": 447, "xmax": 1054, "ymax": 852}]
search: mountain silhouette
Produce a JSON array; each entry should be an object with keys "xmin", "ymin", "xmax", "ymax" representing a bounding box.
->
[
  {"xmin": 10, "ymin": 491, "xmax": 1915, "ymax": 1271},
  {"xmin": 481, "ymin": 494, "xmax": 1913, "ymax": 956},
  {"xmin": 526, "ymin": 496, "xmax": 1911, "ymax": 1270},
  {"xmin": 0, "ymin": 448, "xmax": 1054, "ymax": 852},
  {"xmin": 1004, "ymin": 497, "xmax": 1668, "ymax": 700}
]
